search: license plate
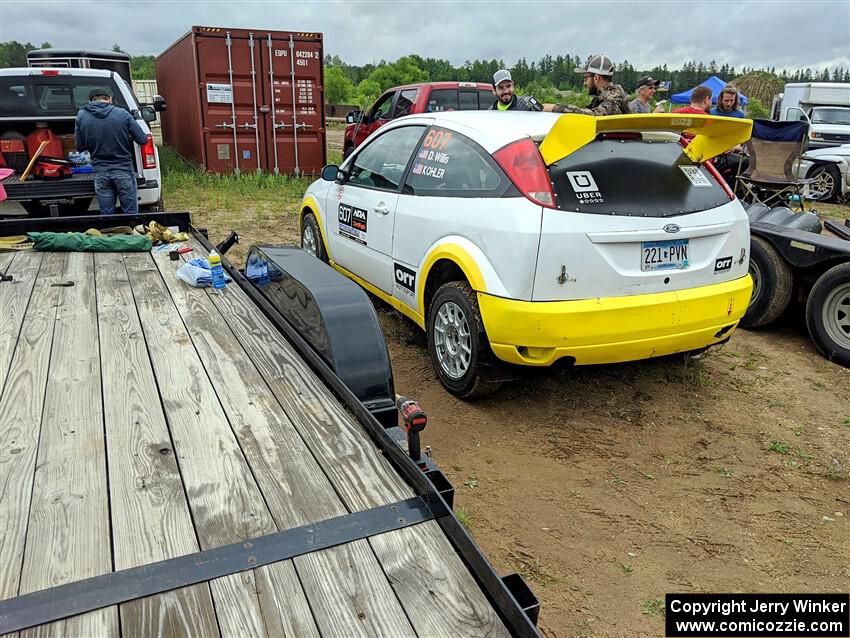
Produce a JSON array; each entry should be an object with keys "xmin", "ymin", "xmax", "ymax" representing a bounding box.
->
[{"xmin": 641, "ymin": 239, "xmax": 689, "ymax": 271}]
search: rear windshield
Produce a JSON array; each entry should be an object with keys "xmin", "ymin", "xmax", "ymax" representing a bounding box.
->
[
  {"xmin": 547, "ymin": 138, "xmax": 729, "ymax": 217},
  {"xmin": 426, "ymin": 88, "xmax": 495, "ymax": 112},
  {"xmin": 1, "ymin": 76, "xmax": 127, "ymax": 117}
]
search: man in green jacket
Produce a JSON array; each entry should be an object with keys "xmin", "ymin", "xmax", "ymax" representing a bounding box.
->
[{"xmin": 544, "ymin": 54, "xmax": 630, "ymax": 116}]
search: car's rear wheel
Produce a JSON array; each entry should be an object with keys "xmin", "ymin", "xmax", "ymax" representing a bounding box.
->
[
  {"xmin": 805, "ymin": 262, "xmax": 850, "ymax": 367},
  {"xmin": 807, "ymin": 165, "xmax": 840, "ymax": 202},
  {"xmin": 300, "ymin": 212, "xmax": 327, "ymax": 263},
  {"xmin": 427, "ymin": 281, "xmax": 500, "ymax": 399},
  {"xmin": 741, "ymin": 236, "xmax": 793, "ymax": 328}
]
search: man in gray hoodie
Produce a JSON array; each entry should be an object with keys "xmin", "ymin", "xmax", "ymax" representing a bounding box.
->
[{"xmin": 75, "ymin": 87, "xmax": 148, "ymax": 214}]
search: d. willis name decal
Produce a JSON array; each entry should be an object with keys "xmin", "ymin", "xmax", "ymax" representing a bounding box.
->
[{"xmin": 338, "ymin": 203, "xmax": 368, "ymax": 245}]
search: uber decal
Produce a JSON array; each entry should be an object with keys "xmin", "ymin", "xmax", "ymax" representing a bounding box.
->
[
  {"xmin": 714, "ymin": 256, "xmax": 733, "ymax": 273},
  {"xmin": 394, "ymin": 263, "xmax": 416, "ymax": 296},
  {"xmin": 566, "ymin": 171, "xmax": 604, "ymax": 204},
  {"xmin": 338, "ymin": 203, "xmax": 368, "ymax": 245}
]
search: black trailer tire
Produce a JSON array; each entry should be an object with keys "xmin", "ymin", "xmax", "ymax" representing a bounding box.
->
[
  {"xmin": 427, "ymin": 281, "xmax": 500, "ymax": 399},
  {"xmin": 343, "ymin": 145, "xmax": 354, "ymax": 161},
  {"xmin": 807, "ymin": 165, "xmax": 841, "ymax": 202},
  {"xmin": 300, "ymin": 212, "xmax": 327, "ymax": 263},
  {"xmin": 741, "ymin": 235, "xmax": 794, "ymax": 328},
  {"xmin": 805, "ymin": 262, "xmax": 850, "ymax": 367}
]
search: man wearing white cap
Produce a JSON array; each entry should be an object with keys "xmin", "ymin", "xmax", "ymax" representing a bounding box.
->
[
  {"xmin": 490, "ymin": 69, "xmax": 543, "ymax": 111},
  {"xmin": 544, "ymin": 54, "xmax": 629, "ymax": 116}
]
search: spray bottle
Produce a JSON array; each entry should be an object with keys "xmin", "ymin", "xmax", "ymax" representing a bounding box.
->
[{"xmin": 208, "ymin": 250, "xmax": 227, "ymax": 290}]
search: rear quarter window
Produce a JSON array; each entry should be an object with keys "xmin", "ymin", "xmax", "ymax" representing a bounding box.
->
[
  {"xmin": 548, "ymin": 139, "xmax": 730, "ymax": 217},
  {"xmin": 405, "ymin": 126, "xmax": 514, "ymax": 198}
]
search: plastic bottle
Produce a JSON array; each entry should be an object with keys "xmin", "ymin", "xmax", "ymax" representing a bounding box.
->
[{"xmin": 208, "ymin": 250, "xmax": 227, "ymax": 290}]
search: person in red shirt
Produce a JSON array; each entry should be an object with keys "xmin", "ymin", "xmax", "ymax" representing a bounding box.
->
[{"xmin": 673, "ymin": 86, "xmax": 712, "ymax": 114}]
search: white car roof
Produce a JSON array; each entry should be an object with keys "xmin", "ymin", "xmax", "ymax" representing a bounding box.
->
[
  {"xmin": 0, "ymin": 67, "xmax": 115, "ymax": 78},
  {"xmin": 385, "ymin": 111, "xmax": 563, "ymax": 153}
]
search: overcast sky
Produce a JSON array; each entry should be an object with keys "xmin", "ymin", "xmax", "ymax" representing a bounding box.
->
[{"xmin": 1, "ymin": 0, "xmax": 848, "ymax": 72}]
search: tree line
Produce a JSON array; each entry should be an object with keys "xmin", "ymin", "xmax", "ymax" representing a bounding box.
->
[{"xmin": 2, "ymin": 39, "xmax": 847, "ymax": 109}]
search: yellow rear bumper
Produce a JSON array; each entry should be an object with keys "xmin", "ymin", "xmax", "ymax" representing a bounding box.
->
[{"xmin": 479, "ymin": 276, "xmax": 753, "ymax": 366}]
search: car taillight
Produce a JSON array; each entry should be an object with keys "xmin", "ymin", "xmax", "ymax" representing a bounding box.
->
[
  {"xmin": 40, "ymin": 70, "xmax": 60, "ymax": 76},
  {"xmin": 492, "ymin": 138, "xmax": 555, "ymax": 208},
  {"xmin": 141, "ymin": 134, "xmax": 157, "ymax": 169},
  {"xmin": 704, "ymin": 159, "xmax": 735, "ymax": 201}
]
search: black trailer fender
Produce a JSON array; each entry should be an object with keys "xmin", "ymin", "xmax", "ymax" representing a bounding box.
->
[
  {"xmin": 750, "ymin": 221, "xmax": 850, "ymax": 273},
  {"xmin": 244, "ymin": 245, "xmax": 397, "ymax": 427}
]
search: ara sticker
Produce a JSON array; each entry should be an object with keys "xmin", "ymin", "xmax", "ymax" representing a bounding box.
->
[
  {"xmin": 338, "ymin": 203, "xmax": 368, "ymax": 245},
  {"xmin": 394, "ymin": 262, "xmax": 416, "ymax": 295},
  {"xmin": 566, "ymin": 171, "xmax": 604, "ymax": 204},
  {"xmin": 680, "ymin": 165, "xmax": 712, "ymax": 187}
]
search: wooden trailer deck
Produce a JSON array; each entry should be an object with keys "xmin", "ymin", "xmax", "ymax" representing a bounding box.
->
[{"xmin": 0, "ymin": 244, "xmax": 520, "ymax": 637}]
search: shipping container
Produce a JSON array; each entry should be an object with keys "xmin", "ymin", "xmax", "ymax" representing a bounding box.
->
[{"xmin": 156, "ymin": 26, "xmax": 325, "ymax": 175}]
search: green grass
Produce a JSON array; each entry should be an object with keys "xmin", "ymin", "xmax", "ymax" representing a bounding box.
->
[
  {"xmin": 159, "ymin": 146, "xmax": 323, "ymax": 265},
  {"xmin": 769, "ymin": 440, "xmax": 790, "ymax": 454},
  {"xmin": 711, "ymin": 464, "xmax": 735, "ymax": 478},
  {"xmin": 640, "ymin": 597, "xmax": 666, "ymax": 617},
  {"xmin": 454, "ymin": 505, "xmax": 474, "ymax": 531}
]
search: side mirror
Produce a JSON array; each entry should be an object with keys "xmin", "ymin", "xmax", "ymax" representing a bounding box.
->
[
  {"xmin": 321, "ymin": 164, "xmax": 341, "ymax": 181},
  {"xmin": 140, "ymin": 105, "xmax": 156, "ymax": 123},
  {"xmin": 346, "ymin": 110, "xmax": 364, "ymax": 125},
  {"xmin": 153, "ymin": 95, "xmax": 167, "ymax": 113}
]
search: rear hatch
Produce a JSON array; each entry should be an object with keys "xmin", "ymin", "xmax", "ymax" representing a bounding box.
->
[{"xmin": 533, "ymin": 123, "xmax": 751, "ymax": 301}]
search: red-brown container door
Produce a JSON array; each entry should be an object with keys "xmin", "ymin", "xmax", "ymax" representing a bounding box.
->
[
  {"xmin": 196, "ymin": 31, "xmax": 266, "ymax": 173},
  {"xmin": 260, "ymin": 34, "xmax": 326, "ymax": 176}
]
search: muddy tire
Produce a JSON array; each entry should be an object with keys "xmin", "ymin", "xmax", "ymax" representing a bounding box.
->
[
  {"xmin": 300, "ymin": 212, "xmax": 327, "ymax": 263},
  {"xmin": 805, "ymin": 262, "xmax": 850, "ymax": 367},
  {"xmin": 427, "ymin": 281, "xmax": 501, "ymax": 399},
  {"xmin": 741, "ymin": 236, "xmax": 793, "ymax": 328}
]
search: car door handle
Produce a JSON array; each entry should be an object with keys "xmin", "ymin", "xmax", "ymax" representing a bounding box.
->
[{"xmin": 374, "ymin": 203, "xmax": 391, "ymax": 215}]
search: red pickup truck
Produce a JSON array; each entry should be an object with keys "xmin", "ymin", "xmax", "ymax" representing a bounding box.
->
[{"xmin": 343, "ymin": 81, "xmax": 495, "ymax": 157}]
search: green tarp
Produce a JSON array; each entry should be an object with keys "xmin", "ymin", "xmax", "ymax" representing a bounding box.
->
[{"xmin": 28, "ymin": 232, "xmax": 152, "ymax": 252}]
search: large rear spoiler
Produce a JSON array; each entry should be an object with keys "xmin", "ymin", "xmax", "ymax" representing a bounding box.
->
[{"xmin": 539, "ymin": 113, "xmax": 753, "ymax": 165}]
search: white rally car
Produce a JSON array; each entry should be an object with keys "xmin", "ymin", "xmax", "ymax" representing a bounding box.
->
[{"xmin": 300, "ymin": 112, "xmax": 754, "ymax": 397}]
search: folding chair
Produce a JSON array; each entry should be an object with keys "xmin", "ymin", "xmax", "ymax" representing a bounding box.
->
[{"xmin": 735, "ymin": 119, "xmax": 815, "ymax": 211}]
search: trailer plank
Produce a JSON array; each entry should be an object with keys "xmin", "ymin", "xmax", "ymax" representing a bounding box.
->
[
  {"xmin": 0, "ymin": 252, "xmax": 42, "ymax": 399},
  {"xmin": 150, "ymin": 249, "xmax": 417, "ymax": 636},
  {"xmin": 370, "ymin": 521, "xmax": 512, "ymax": 637},
  {"xmin": 121, "ymin": 252, "xmax": 280, "ymax": 636},
  {"xmin": 17, "ymin": 252, "xmax": 118, "ymax": 637},
  {"xmin": 94, "ymin": 252, "xmax": 220, "ymax": 638},
  {"xmin": 184, "ymin": 241, "xmax": 509, "ymax": 636},
  {"xmin": 0, "ymin": 253, "xmax": 64, "ymax": 605}
]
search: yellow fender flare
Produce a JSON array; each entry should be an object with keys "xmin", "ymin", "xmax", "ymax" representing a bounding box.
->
[
  {"xmin": 300, "ymin": 195, "xmax": 331, "ymax": 259},
  {"xmin": 417, "ymin": 242, "xmax": 488, "ymax": 321}
]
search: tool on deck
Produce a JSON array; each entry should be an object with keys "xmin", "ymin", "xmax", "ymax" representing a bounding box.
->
[{"xmin": 396, "ymin": 395, "xmax": 427, "ymax": 466}]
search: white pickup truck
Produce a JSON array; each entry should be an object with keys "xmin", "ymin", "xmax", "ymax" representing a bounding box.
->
[{"xmin": 0, "ymin": 67, "xmax": 162, "ymax": 216}]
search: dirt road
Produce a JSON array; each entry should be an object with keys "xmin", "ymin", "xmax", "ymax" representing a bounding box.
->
[
  {"xmin": 378, "ymin": 305, "xmax": 849, "ymax": 637},
  {"xmin": 180, "ymin": 170, "xmax": 849, "ymax": 638}
]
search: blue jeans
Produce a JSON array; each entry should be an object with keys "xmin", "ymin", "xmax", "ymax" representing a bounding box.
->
[{"xmin": 94, "ymin": 168, "xmax": 138, "ymax": 215}]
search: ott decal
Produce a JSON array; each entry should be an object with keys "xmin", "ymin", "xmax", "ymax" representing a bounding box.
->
[
  {"xmin": 338, "ymin": 203, "xmax": 368, "ymax": 245},
  {"xmin": 680, "ymin": 165, "xmax": 712, "ymax": 187},
  {"xmin": 394, "ymin": 262, "xmax": 417, "ymax": 296},
  {"xmin": 714, "ymin": 256, "xmax": 733, "ymax": 274},
  {"xmin": 566, "ymin": 171, "xmax": 604, "ymax": 204}
]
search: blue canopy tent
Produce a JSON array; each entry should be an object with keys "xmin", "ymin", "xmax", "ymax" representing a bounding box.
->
[{"xmin": 671, "ymin": 75, "xmax": 749, "ymax": 106}]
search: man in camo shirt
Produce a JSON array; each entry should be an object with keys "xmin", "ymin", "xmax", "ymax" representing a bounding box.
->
[{"xmin": 544, "ymin": 54, "xmax": 630, "ymax": 116}]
